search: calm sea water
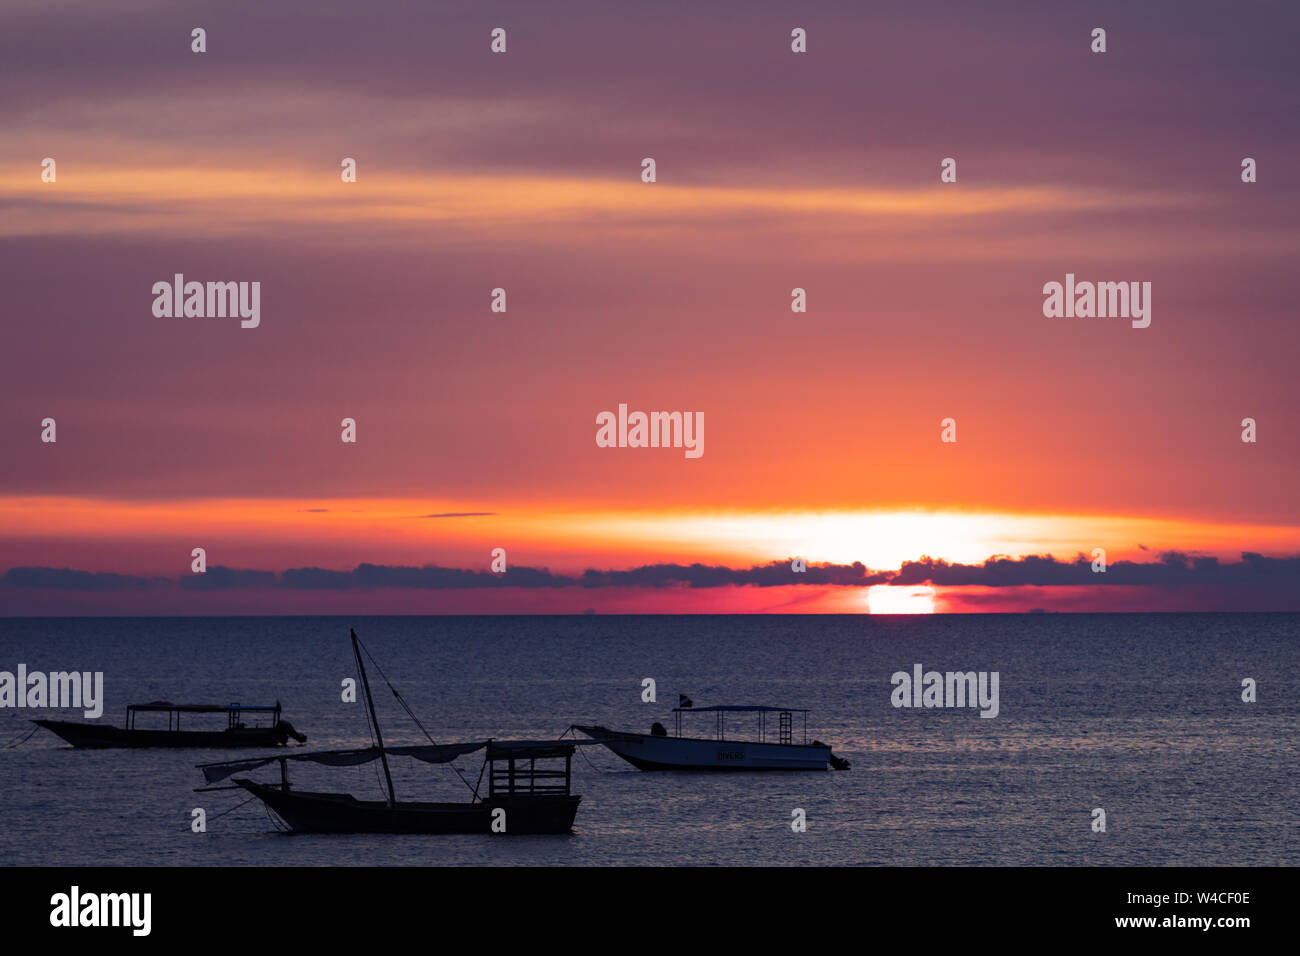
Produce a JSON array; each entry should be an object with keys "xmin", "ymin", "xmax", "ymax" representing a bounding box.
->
[{"xmin": 1, "ymin": 614, "xmax": 1296, "ymax": 866}]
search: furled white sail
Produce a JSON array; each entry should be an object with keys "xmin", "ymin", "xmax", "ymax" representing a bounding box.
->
[{"xmin": 197, "ymin": 741, "xmax": 487, "ymax": 784}]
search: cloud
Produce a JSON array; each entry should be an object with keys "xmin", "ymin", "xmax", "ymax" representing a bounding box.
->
[
  {"xmin": 277, "ymin": 567, "xmax": 353, "ymax": 590},
  {"xmin": 178, "ymin": 566, "xmax": 278, "ymax": 590},
  {"xmin": 1, "ymin": 567, "xmax": 167, "ymax": 591},
  {"xmin": 891, "ymin": 551, "xmax": 1300, "ymax": 588},
  {"xmin": 5, "ymin": 0, "xmax": 1294, "ymax": 195},
  {"xmin": 3, "ymin": 164, "xmax": 1123, "ymax": 241},
  {"xmin": 415, "ymin": 512, "xmax": 498, "ymax": 518},
  {"xmin": 580, "ymin": 561, "xmax": 890, "ymax": 588},
  {"xmin": 280, "ymin": 563, "xmax": 575, "ymax": 590},
  {"xmin": 4, "ymin": 554, "xmax": 1298, "ymax": 600}
]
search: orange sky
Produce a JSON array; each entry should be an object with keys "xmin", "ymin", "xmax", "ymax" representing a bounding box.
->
[
  {"xmin": 3, "ymin": 497, "xmax": 1298, "ymax": 575},
  {"xmin": 2, "ymin": 1, "xmax": 1297, "ymax": 614}
]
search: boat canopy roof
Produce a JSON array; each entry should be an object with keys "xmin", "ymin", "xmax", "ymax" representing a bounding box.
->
[
  {"xmin": 129, "ymin": 701, "xmax": 280, "ymax": 714},
  {"xmin": 487, "ymin": 739, "xmax": 580, "ymax": 759},
  {"xmin": 672, "ymin": 705, "xmax": 809, "ymax": 713},
  {"xmin": 197, "ymin": 739, "xmax": 590, "ymax": 784}
]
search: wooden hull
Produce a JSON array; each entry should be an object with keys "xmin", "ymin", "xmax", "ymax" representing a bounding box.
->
[
  {"xmin": 575, "ymin": 725, "xmax": 830, "ymax": 770},
  {"xmin": 236, "ymin": 780, "xmax": 581, "ymax": 835},
  {"xmin": 33, "ymin": 719, "xmax": 293, "ymax": 749}
]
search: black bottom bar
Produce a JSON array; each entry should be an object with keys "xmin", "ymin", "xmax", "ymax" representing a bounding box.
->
[{"xmin": 0, "ymin": 865, "xmax": 1273, "ymax": 941}]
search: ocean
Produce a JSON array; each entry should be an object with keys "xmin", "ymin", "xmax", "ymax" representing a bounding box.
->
[{"xmin": 1, "ymin": 614, "xmax": 1296, "ymax": 866}]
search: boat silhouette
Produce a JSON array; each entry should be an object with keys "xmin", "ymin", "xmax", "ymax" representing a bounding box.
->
[
  {"xmin": 34, "ymin": 701, "xmax": 306, "ymax": 749},
  {"xmin": 196, "ymin": 629, "xmax": 583, "ymax": 835},
  {"xmin": 575, "ymin": 704, "xmax": 850, "ymax": 771}
]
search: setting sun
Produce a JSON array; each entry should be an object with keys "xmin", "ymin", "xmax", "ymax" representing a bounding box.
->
[{"xmin": 866, "ymin": 585, "xmax": 937, "ymax": 614}]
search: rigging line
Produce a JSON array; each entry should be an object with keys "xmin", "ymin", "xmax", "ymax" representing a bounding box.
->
[
  {"xmin": 184, "ymin": 794, "xmax": 259, "ymax": 832},
  {"xmin": 353, "ymin": 658, "xmax": 385, "ymax": 798},
  {"xmin": 445, "ymin": 756, "xmax": 481, "ymax": 798},
  {"xmin": 357, "ymin": 637, "xmax": 440, "ymax": 742},
  {"xmin": 353, "ymin": 634, "xmax": 479, "ymax": 798},
  {"xmin": 471, "ymin": 753, "xmax": 488, "ymax": 802},
  {"xmin": 559, "ymin": 724, "xmax": 630, "ymax": 775},
  {"xmin": 351, "ymin": 637, "xmax": 386, "ymax": 798},
  {"xmin": 361, "ymin": 701, "xmax": 385, "ymax": 796},
  {"xmin": 264, "ymin": 800, "xmax": 290, "ymax": 832},
  {"xmin": 1, "ymin": 724, "xmax": 41, "ymax": 749},
  {"xmin": 371, "ymin": 748, "xmax": 386, "ymax": 797},
  {"xmin": 575, "ymin": 739, "xmax": 631, "ymax": 775},
  {"xmin": 356, "ymin": 755, "xmax": 383, "ymax": 804}
]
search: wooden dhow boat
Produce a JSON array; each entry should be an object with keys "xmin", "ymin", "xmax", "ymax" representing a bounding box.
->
[{"xmin": 196, "ymin": 629, "xmax": 583, "ymax": 835}]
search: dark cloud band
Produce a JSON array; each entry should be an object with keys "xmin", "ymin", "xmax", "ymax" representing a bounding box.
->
[{"xmin": 4, "ymin": 552, "xmax": 1297, "ymax": 593}]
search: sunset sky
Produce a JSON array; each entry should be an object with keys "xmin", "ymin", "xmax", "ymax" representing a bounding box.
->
[{"xmin": 2, "ymin": 0, "xmax": 1297, "ymax": 614}]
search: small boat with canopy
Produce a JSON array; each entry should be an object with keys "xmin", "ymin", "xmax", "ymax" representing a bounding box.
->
[
  {"xmin": 574, "ymin": 703, "xmax": 850, "ymax": 771},
  {"xmin": 34, "ymin": 701, "xmax": 306, "ymax": 749},
  {"xmin": 195, "ymin": 629, "xmax": 584, "ymax": 835}
]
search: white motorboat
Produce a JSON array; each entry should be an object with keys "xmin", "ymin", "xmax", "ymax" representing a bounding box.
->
[{"xmin": 574, "ymin": 704, "xmax": 850, "ymax": 771}]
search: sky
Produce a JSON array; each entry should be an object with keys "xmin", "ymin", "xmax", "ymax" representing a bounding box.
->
[{"xmin": 2, "ymin": 0, "xmax": 1298, "ymax": 614}]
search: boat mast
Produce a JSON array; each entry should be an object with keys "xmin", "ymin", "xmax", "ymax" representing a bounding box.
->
[{"xmin": 351, "ymin": 628, "xmax": 396, "ymax": 808}]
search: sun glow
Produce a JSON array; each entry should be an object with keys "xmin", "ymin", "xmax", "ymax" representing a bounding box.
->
[{"xmin": 866, "ymin": 585, "xmax": 937, "ymax": 614}]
